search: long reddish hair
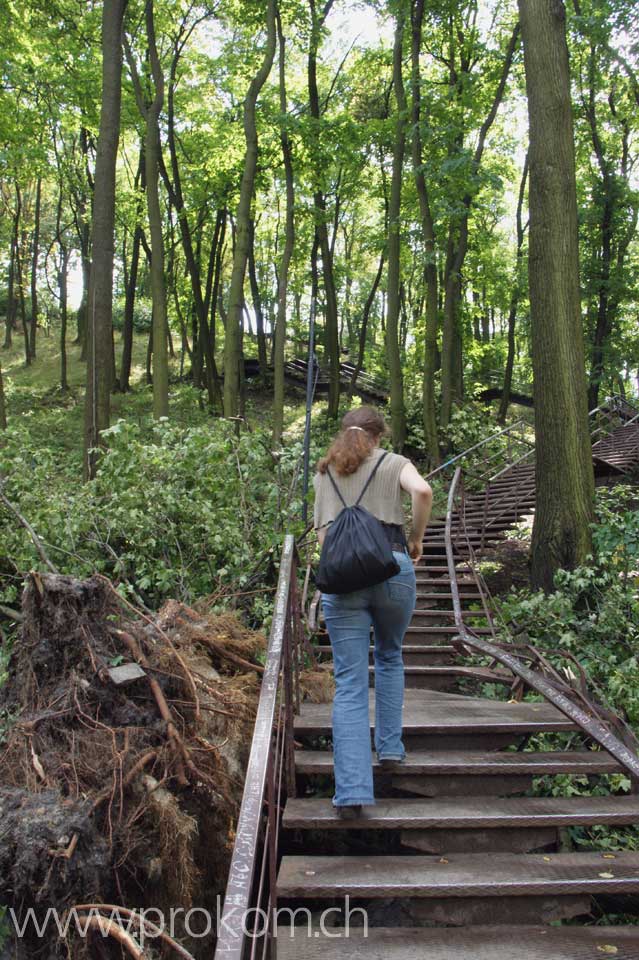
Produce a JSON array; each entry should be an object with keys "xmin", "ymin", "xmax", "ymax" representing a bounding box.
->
[{"xmin": 318, "ymin": 406, "xmax": 389, "ymax": 476}]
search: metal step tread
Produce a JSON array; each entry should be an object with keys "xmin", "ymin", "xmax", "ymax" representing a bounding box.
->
[
  {"xmin": 282, "ymin": 794, "xmax": 639, "ymax": 830},
  {"xmin": 410, "ymin": 609, "xmax": 487, "ymax": 618},
  {"xmin": 405, "ymin": 625, "xmax": 494, "ymax": 634},
  {"xmin": 273, "ymin": 925, "xmax": 639, "ymax": 960},
  {"xmin": 295, "ymin": 690, "xmax": 576, "ymax": 734},
  {"xmin": 294, "ymin": 690, "xmax": 577, "ymax": 736},
  {"xmin": 367, "ymin": 664, "xmax": 510, "ymax": 680},
  {"xmin": 293, "ymin": 749, "xmax": 623, "ymax": 776},
  {"xmin": 277, "ymin": 850, "xmax": 639, "ymax": 897}
]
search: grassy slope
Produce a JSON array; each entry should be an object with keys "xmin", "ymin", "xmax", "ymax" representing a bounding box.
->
[{"xmin": 2, "ymin": 327, "xmax": 151, "ymax": 409}]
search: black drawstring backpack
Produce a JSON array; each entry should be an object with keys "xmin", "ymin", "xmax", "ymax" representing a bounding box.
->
[{"xmin": 315, "ymin": 451, "xmax": 401, "ymax": 594}]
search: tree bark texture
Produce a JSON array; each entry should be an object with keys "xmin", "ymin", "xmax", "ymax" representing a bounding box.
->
[
  {"xmin": 4, "ymin": 223, "xmax": 17, "ymax": 349},
  {"xmin": 161, "ymin": 16, "xmax": 223, "ymax": 410},
  {"xmin": 224, "ymin": 0, "xmax": 276, "ymax": 419},
  {"xmin": 499, "ymin": 153, "xmax": 528, "ymax": 423},
  {"xmin": 120, "ymin": 145, "xmax": 145, "ymax": 393},
  {"xmin": 29, "ymin": 177, "xmax": 41, "ymax": 361},
  {"xmin": 0, "ymin": 359, "xmax": 6, "ymax": 429},
  {"xmin": 273, "ymin": 7, "xmax": 295, "ymax": 448},
  {"xmin": 411, "ymin": 0, "xmax": 439, "ymax": 467},
  {"xmin": 386, "ymin": 2, "xmax": 408, "ymax": 451},
  {"xmin": 440, "ymin": 23, "xmax": 519, "ymax": 430},
  {"xmin": 308, "ymin": 0, "xmax": 340, "ymax": 419},
  {"xmin": 55, "ymin": 188, "xmax": 69, "ymax": 391},
  {"xmin": 519, "ymin": 0, "xmax": 595, "ymax": 591},
  {"xmin": 248, "ymin": 218, "xmax": 269, "ymax": 378},
  {"xmin": 83, "ymin": 0, "xmax": 128, "ymax": 478},
  {"xmin": 124, "ymin": 0, "xmax": 169, "ymax": 419}
]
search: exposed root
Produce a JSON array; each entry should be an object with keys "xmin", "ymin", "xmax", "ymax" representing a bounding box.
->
[
  {"xmin": 0, "ymin": 572, "xmax": 264, "ymax": 959},
  {"xmin": 73, "ymin": 904, "xmax": 196, "ymax": 959}
]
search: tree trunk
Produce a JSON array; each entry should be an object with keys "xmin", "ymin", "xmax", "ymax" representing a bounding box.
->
[
  {"xmin": 83, "ymin": 0, "xmax": 127, "ymax": 478},
  {"xmin": 386, "ymin": 3, "xmax": 408, "ymax": 451},
  {"xmin": 440, "ymin": 24, "xmax": 519, "ymax": 430},
  {"xmin": 273, "ymin": 8, "xmax": 295, "ymax": 448},
  {"xmin": 5, "ymin": 225, "xmax": 17, "ymax": 349},
  {"xmin": 160, "ymin": 25, "xmax": 222, "ymax": 410},
  {"xmin": 59, "ymin": 246, "xmax": 69, "ymax": 392},
  {"xmin": 0, "ymin": 358, "xmax": 6, "ymax": 429},
  {"xmin": 29, "ymin": 177, "xmax": 42, "ymax": 361},
  {"xmin": 499, "ymin": 153, "xmax": 528, "ymax": 423},
  {"xmin": 74, "ymin": 128, "xmax": 93, "ymax": 357},
  {"xmin": 350, "ymin": 249, "xmax": 385, "ymax": 395},
  {"xmin": 411, "ymin": 0, "xmax": 439, "ymax": 467},
  {"xmin": 120, "ymin": 146, "xmax": 145, "ymax": 393},
  {"xmin": 248, "ymin": 218, "xmax": 268, "ymax": 378},
  {"xmin": 15, "ymin": 207, "xmax": 30, "ymax": 367},
  {"xmin": 55, "ymin": 188, "xmax": 69, "ymax": 391},
  {"xmin": 125, "ymin": 0, "xmax": 168, "ymax": 419},
  {"xmin": 145, "ymin": 3, "xmax": 168, "ymax": 418},
  {"xmin": 207, "ymin": 210, "xmax": 226, "ymax": 389},
  {"xmin": 308, "ymin": 0, "xmax": 340, "ymax": 419},
  {"xmin": 519, "ymin": 0, "xmax": 594, "ymax": 591},
  {"xmin": 224, "ymin": 0, "xmax": 276, "ymax": 419}
]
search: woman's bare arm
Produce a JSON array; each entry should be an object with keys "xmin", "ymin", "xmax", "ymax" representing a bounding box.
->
[{"xmin": 400, "ymin": 462, "xmax": 433, "ymax": 563}]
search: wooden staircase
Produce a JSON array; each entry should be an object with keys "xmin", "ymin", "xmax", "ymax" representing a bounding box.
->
[{"xmin": 274, "ymin": 414, "xmax": 639, "ymax": 956}]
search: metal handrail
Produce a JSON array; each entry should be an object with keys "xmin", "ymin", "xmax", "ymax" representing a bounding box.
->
[
  {"xmin": 425, "ymin": 418, "xmax": 533, "ymax": 482},
  {"xmin": 215, "ymin": 534, "xmax": 301, "ymax": 960},
  {"xmin": 444, "ymin": 467, "xmax": 639, "ymax": 778}
]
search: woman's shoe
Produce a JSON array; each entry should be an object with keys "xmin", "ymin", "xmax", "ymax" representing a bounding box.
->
[
  {"xmin": 334, "ymin": 803, "xmax": 363, "ymax": 819},
  {"xmin": 378, "ymin": 757, "xmax": 404, "ymax": 768}
]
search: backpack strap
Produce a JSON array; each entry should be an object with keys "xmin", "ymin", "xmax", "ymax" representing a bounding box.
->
[
  {"xmin": 354, "ymin": 450, "xmax": 389, "ymax": 507},
  {"xmin": 325, "ymin": 451, "xmax": 390, "ymax": 509},
  {"xmin": 325, "ymin": 466, "xmax": 348, "ymax": 508}
]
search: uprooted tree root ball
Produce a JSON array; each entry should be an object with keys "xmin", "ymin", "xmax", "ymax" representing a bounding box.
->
[{"xmin": 0, "ymin": 572, "xmax": 270, "ymax": 959}]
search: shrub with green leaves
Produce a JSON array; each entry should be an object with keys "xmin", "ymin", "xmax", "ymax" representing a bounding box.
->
[
  {"xmin": 111, "ymin": 296, "xmax": 153, "ymax": 333},
  {"xmin": 0, "ymin": 413, "xmax": 308, "ymax": 623},
  {"xmin": 494, "ymin": 484, "xmax": 639, "ymax": 725}
]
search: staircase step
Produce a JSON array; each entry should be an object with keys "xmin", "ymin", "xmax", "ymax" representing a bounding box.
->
[
  {"xmin": 414, "ymin": 592, "xmax": 483, "ymax": 601},
  {"xmin": 274, "ymin": 925, "xmax": 639, "ymax": 960},
  {"xmin": 282, "ymin": 794, "xmax": 639, "ymax": 830},
  {"xmin": 410, "ymin": 609, "xmax": 487, "ymax": 619},
  {"xmin": 368, "ymin": 665, "xmax": 512, "ymax": 687},
  {"xmin": 277, "ymin": 850, "xmax": 639, "ymax": 897},
  {"xmin": 314, "ymin": 644, "xmax": 456, "ymax": 664},
  {"xmin": 405, "ymin": 625, "xmax": 493, "ymax": 635},
  {"xmin": 294, "ymin": 690, "xmax": 577, "ymax": 737},
  {"xmin": 293, "ymin": 749, "xmax": 623, "ymax": 776}
]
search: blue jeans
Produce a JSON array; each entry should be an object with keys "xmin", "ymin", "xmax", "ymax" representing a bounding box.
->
[{"xmin": 320, "ymin": 550, "xmax": 417, "ymax": 807}]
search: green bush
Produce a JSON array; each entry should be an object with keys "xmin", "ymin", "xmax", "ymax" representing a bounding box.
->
[
  {"xmin": 111, "ymin": 296, "xmax": 152, "ymax": 333},
  {"xmin": 0, "ymin": 413, "xmax": 308, "ymax": 624},
  {"xmin": 494, "ymin": 484, "xmax": 639, "ymax": 725}
]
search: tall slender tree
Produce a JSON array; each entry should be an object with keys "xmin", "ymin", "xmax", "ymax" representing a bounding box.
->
[
  {"xmin": 0, "ymin": 359, "xmax": 6, "ymax": 430},
  {"xmin": 124, "ymin": 0, "xmax": 169, "ymax": 419},
  {"xmin": 273, "ymin": 5, "xmax": 295, "ymax": 448},
  {"xmin": 439, "ymin": 22, "xmax": 520, "ymax": 430},
  {"xmin": 499, "ymin": 153, "xmax": 528, "ymax": 423},
  {"xmin": 307, "ymin": 0, "xmax": 340, "ymax": 419},
  {"xmin": 83, "ymin": 0, "xmax": 128, "ymax": 478},
  {"xmin": 386, "ymin": 0, "xmax": 408, "ymax": 450},
  {"xmin": 29, "ymin": 176, "xmax": 41, "ymax": 360},
  {"xmin": 224, "ymin": 0, "xmax": 277, "ymax": 419},
  {"xmin": 519, "ymin": 0, "xmax": 595, "ymax": 590},
  {"xmin": 410, "ymin": 0, "xmax": 439, "ymax": 467}
]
